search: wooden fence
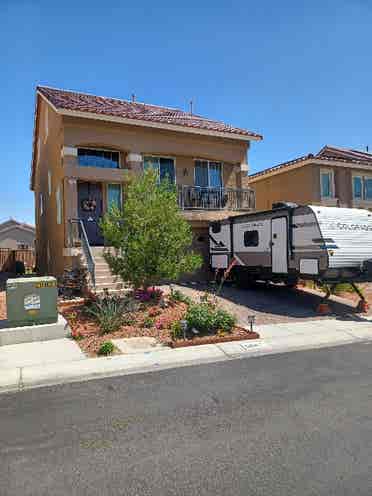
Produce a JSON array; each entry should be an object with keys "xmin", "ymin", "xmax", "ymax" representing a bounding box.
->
[{"xmin": 0, "ymin": 249, "xmax": 35, "ymax": 272}]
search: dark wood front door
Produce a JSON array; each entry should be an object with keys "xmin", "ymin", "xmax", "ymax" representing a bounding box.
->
[{"xmin": 77, "ymin": 182, "xmax": 104, "ymax": 246}]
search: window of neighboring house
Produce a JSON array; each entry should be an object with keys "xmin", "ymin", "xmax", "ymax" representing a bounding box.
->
[
  {"xmin": 56, "ymin": 185, "xmax": 62, "ymax": 224},
  {"xmin": 194, "ymin": 160, "xmax": 222, "ymax": 188},
  {"xmin": 17, "ymin": 243, "xmax": 29, "ymax": 250},
  {"xmin": 107, "ymin": 184, "xmax": 122, "ymax": 209},
  {"xmin": 244, "ymin": 230, "xmax": 259, "ymax": 247},
  {"xmin": 77, "ymin": 148, "xmax": 120, "ymax": 169},
  {"xmin": 353, "ymin": 176, "xmax": 363, "ymax": 200},
  {"xmin": 320, "ymin": 169, "xmax": 334, "ymax": 198},
  {"xmin": 48, "ymin": 170, "xmax": 52, "ymax": 196},
  {"xmin": 39, "ymin": 192, "xmax": 44, "ymax": 216},
  {"xmin": 353, "ymin": 175, "xmax": 372, "ymax": 201},
  {"xmin": 143, "ymin": 156, "xmax": 176, "ymax": 183}
]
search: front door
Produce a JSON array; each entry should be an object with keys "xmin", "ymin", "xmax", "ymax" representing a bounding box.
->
[
  {"xmin": 271, "ymin": 217, "xmax": 288, "ymax": 273},
  {"xmin": 77, "ymin": 182, "xmax": 104, "ymax": 246}
]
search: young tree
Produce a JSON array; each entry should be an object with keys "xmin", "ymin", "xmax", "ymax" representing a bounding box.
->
[{"xmin": 101, "ymin": 169, "xmax": 202, "ymax": 290}]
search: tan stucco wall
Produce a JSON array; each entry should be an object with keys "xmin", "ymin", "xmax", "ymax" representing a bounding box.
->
[
  {"xmin": 250, "ymin": 164, "xmax": 320, "ymax": 211},
  {"xmin": 250, "ymin": 163, "xmax": 365, "ymax": 211},
  {"xmin": 33, "ymin": 96, "xmax": 64, "ymax": 276},
  {"xmin": 62, "ymin": 116, "xmax": 247, "ymax": 190}
]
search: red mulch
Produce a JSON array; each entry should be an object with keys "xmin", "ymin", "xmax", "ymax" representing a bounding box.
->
[
  {"xmin": 60, "ymin": 299, "xmax": 189, "ymax": 356},
  {"xmin": 59, "ymin": 298, "xmax": 257, "ymax": 356}
]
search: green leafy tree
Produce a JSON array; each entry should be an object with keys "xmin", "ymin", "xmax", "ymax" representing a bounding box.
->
[{"xmin": 101, "ymin": 169, "xmax": 202, "ymax": 290}]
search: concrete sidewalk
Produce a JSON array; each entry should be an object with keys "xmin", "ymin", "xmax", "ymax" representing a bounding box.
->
[{"xmin": 1, "ymin": 317, "xmax": 372, "ymax": 394}]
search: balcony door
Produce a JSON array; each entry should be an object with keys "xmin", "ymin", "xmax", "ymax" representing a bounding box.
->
[
  {"xmin": 195, "ymin": 161, "xmax": 222, "ymax": 188},
  {"xmin": 78, "ymin": 182, "xmax": 104, "ymax": 246}
]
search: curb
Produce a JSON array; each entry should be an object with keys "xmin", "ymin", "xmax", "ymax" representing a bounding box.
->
[{"xmin": 2, "ymin": 319, "xmax": 372, "ymax": 395}]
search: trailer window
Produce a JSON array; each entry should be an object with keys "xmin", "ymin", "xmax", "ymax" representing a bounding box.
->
[
  {"xmin": 211, "ymin": 222, "xmax": 221, "ymax": 234},
  {"xmin": 244, "ymin": 230, "xmax": 259, "ymax": 247}
]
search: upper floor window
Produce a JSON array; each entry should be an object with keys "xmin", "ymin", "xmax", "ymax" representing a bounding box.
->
[
  {"xmin": 77, "ymin": 148, "xmax": 120, "ymax": 169},
  {"xmin": 320, "ymin": 169, "xmax": 334, "ymax": 198},
  {"xmin": 144, "ymin": 156, "xmax": 175, "ymax": 183},
  {"xmin": 195, "ymin": 160, "xmax": 222, "ymax": 188},
  {"xmin": 353, "ymin": 175, "xmax": 372, "ymax": 201}
]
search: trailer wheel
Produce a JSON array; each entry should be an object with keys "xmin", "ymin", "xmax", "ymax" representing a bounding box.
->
[
  {"xmin": 285, "ymin": 277, "xmax": 298, "ymax": 289},
  {"xmin": 234, "ymin": 270, "xmax": 256, "ymax": 289}
]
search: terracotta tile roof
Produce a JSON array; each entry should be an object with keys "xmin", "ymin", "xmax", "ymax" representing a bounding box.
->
[
  {"xmin": 37, "ymin": 86, "xmax": 262, "ymax": 140},
  {"xmin": 249, "ymin": 145, "xmax": 372, "ymax": 180}
]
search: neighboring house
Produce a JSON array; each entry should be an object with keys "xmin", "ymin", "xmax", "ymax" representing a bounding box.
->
[
  {"xmin": 0, "ymin": 219, "xmax": 35, "ymax": 250},
  {"xmin": 249, "ymin": 145, "xmax": 372, "ymax": 211},
  {"xmin": 31, "ymin": 86, "xmax": 262, "ymax": 288}
]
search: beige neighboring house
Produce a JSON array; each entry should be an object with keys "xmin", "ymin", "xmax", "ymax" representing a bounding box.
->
[
  {"xmin": 0, "ymin": 219, "xmax": 35, "ymax": 250},
  {"xmin": 249, "ymin": 145, "xmax": 372, "ymax": 211},
  {"xmin": 31, "ymin": 86, "xmax": 262, "ymax": 290}
]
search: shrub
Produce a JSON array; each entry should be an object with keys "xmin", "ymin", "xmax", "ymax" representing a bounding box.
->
[
  {"xmin": 143, "ymin": 316, "xmax": 155, "ymax": 328},
  {"xmin": 170, "ymin": 320, "xmax": 184, "ymax": 340},
  {"xmin": 169, "ymin": 288, "xmax": 192, "ymax": 306},
  {"xmin": 135, "ymin": 287, "xmax": 163, "ymax": 303},
  {"xmin": 185, "ymin": 303, "xmax": 236, "ymax": 335},
  {"xmin": 100, "ymin": 169, "xmax": 202, "ymax": 290},
  {"xmin": 98, "ymin": 341, "xmax": 115, "ymax": 356},
  {"xmin": 86, "ymin": 295, "xmax": 135, "ymax": 335}
]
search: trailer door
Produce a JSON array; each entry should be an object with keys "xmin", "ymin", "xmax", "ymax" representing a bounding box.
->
[{"xmin": 271, "ymin": 217, "xmax": 288, "ymax": 273}]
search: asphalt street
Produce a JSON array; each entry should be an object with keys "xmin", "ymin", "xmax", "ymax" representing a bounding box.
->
[{"xmin": 2, "ymin": 342, "xmax": 372, "ymax": 495}]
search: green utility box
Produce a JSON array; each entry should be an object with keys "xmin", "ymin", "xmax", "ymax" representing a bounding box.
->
[{"xmin": 6, "ymin": 276, "xmax": 58, "ymax": 327}]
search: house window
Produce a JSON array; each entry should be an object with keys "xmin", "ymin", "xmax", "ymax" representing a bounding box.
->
[
  {"xmin": 77, "ymin": 148, "xmax": 120, "ymax": 169},
  {"xmin": 244, "ymin": 230, "xmax": 259, "ymax": 247},
  {"xmin": 17, "ymin": 243, "xmax": 29, "ymax": 250},
  {"xmin": 143, "ymin": 156, "xmax": 175, "ymax": 183},
  {"xmin": 56, "ymin": 185, "xmax": 62, "ymax": 224},
  {"xmin": 107, "ymin": 184, "xmax": 122, "ymax": 209},
  {"xmin": 353, "ymin": 175, "xmax": 372, "ymax": 201},
  {"xmin": 320, "ymin": 169, "xmax": 334, "ymax": 198},
  {"xmin": 195, "ymin": 160, "xmax": 222, "ymax": 188},
  {"xmin": 39, "ymin": 192, "xmax": 44, "ymax": 216},
  {"xmin": 353, "ymin": 176, "xmax": 363, "ymax": 200}
]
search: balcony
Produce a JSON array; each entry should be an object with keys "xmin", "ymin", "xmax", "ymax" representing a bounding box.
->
[{"xmin": 177, "ymin": 185, "xmax": 255, "ymax": 211}]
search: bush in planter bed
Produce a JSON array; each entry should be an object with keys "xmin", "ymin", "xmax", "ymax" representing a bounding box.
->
[
  {"xmin": 86, "ymin": 294, "xmax": 136, "ymax": 335},
  {"xmin": 185, "ymin": 303, "xmax": 236, "ymax": 335},
  {"xmin": 98, "ymin": 341, "xmax": 115, "ymax": 356}
]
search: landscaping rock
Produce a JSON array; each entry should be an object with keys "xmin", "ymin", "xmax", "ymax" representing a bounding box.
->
[{"xmin": 112, "ymin": 337, "xmax": 169, "ymax": 354}]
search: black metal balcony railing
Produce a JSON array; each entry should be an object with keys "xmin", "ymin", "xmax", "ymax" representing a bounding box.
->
[{"xmin": 177, "ymin": 186, "xmax": 255, "ymax": 211}]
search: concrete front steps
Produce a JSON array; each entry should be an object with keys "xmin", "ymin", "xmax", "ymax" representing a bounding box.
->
[{"xmin": 90, "ymin": 247, "xmax": 127, "ymax": 295}]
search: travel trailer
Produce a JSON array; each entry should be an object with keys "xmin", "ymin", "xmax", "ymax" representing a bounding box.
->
[{"xmin": 209, "ymin": 203, "xmax": 372, "ymax": 287}]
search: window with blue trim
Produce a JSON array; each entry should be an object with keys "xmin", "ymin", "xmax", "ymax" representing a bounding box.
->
[
  {"xmin": 195, "ymin": 160, "xmax": 222, "ymax": 188},
  {"xmin": 143, "ymin": 156, "xmax": 175, "ymax": 183},
  {"xmin": 78, "ymin": 148, "xmax": 120, "ymax": 169}
]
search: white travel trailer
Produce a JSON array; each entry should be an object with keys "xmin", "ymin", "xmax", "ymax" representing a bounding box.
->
[{"xmin": 209, "ymin": 203, "xmax": 372, "ymax": 288}]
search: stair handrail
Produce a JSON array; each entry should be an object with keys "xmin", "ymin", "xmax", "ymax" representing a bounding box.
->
[{"xmin": 69, "ymin": 218, "xmax": 95, "ymax": 287}]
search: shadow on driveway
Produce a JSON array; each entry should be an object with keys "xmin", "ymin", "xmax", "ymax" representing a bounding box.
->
[{"xmin": 177, "ymin": 281, "xmax": 367, "ymax": 326}]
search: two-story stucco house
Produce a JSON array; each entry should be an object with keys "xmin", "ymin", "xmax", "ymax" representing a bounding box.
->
[
  {"xmin": 31, "ymin": 86, "xmax": 262, "ymax": 290},
  {"xmin": 249, "ymin": 145, "xmax": 372, "ymax": 212}
]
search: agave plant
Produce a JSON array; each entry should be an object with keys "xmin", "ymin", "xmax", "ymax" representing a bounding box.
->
[{"xmin": 86, "ymin": 294, "xmax": 136, "ymax": 335}]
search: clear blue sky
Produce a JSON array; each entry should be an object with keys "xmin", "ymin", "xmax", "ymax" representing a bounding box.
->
[{"xmin": 1, "ymin": 0, "xmax": 372, "ymax": 224}]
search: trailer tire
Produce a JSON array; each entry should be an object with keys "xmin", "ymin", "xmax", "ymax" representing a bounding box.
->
[{"xmin": 234, "ymin": 270, "xmax": 256, "ymax": 289}]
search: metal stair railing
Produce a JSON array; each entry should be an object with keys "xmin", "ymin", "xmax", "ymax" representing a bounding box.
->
[{"xmin": 68, "ymin": 218, "xmax": 95, "ymax": 287}]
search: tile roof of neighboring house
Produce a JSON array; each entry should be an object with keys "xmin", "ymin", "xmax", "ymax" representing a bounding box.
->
[
  {"xmin": 249, "ymin": 145, "xmax": 372, "ymax": 180},
  {"xmin": 0, "ymin": 218, "xmax": 35, "ymax": 234},
  {"xmin": 37, "ymin": 86, "xmax": 263, "ymax": 140}
]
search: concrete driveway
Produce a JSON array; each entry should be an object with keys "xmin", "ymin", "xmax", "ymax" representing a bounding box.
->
[{"xmin": 173, "ymin": 282, "xmax": 366, "ymax": 327}]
